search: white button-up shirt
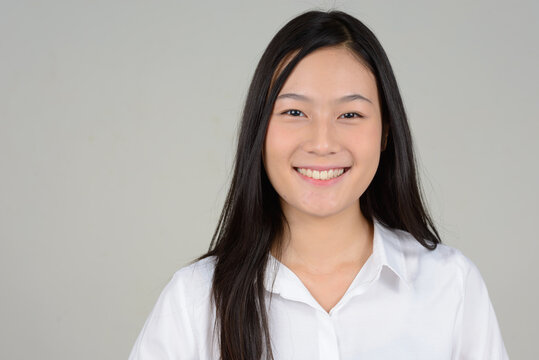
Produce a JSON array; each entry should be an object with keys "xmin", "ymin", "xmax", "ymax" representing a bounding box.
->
[{"xmin": 129, "ymin": 219, "xmax": 509, "ymax": 359}]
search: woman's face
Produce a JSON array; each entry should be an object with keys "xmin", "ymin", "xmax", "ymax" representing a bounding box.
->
[{"xmin": 263, "ymin": 46, "xmax": 384, "ymax": 219}]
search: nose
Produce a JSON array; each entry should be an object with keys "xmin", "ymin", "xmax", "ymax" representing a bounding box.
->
[{"xmin": 304, "ymin": 116, "xmax": 340, "ymax": 155}]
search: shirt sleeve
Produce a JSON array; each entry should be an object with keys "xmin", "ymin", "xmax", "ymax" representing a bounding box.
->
[
  {"xmin": 128, "ymin": 270, "xmax": 198, "ymax": 360},
  {"xmin": 452, "ymin": 258, "xmax": 509, "ymax": 360}
]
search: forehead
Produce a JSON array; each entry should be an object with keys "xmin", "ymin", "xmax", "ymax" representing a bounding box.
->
[{"xmin": 277, "ymin": 46, "xmax": 378, "ymax": 105}]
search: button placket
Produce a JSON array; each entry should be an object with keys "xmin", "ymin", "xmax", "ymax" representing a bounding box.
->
[{"xmin": 316, "ymin": 309, "xmax": 340, "ymax": 360}]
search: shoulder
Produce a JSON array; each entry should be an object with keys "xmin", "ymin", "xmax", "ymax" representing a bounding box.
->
[
  {"xmin": 383, "ymin": 227, "xmax": 509, "ymax": 358},
  {"xmin": 385, "ymin": 225, "xmax": 477, "ymax": 287},
  {"xmin": 168, "ymin": 255, "xmax": 216, "ymax": 304},
  {"xmin": 128, "ymin": 256, "xmax": 218, "ymax": 359},
  {"xmin": 173, "ymin": 255, "xmax": 216, "ymax": 284},
  {"xmin": 149, "ymin": 255, "xmax": 217, "ymax": 317},
  {"xmin": 383, "ymin": 224, "xmax": 473, "ymax": 269}
]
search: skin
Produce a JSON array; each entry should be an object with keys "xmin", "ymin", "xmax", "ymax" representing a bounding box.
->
[{"xmin": 263, "ymin": 46, "xmax": 385, "ymax": 313}]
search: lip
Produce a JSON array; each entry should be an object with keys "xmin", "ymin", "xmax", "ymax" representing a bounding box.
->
[
  {"xmin": 293, "ymin": 166, "xmax": 351, "ymax": 186},
  {"xmin": 294, "ymin": 165, "xmax": 350, "ymax": 171}
]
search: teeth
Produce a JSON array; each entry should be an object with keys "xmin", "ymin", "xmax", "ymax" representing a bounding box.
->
[{"xmin": 296, "ymin": 167, "xmax": 346, "ymax": 180}]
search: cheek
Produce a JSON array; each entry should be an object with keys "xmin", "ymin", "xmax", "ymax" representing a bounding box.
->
[
  {"xmin": 264, "ymin": 122, "xmax": 295, "ymax": 171},
  {"xmin": 344, "ymin": 123, "xmax": 382, "ymax": 159}
]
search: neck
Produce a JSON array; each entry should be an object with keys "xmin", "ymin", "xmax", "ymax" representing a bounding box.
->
[{"xmin": 273, "ymin": 201, "xmax": 373, "ymax": 274}]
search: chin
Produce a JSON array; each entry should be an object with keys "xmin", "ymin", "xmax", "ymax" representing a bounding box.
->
[{"xmin": 300, "ymin": 205, "xmax": 344, "ymax": 218}]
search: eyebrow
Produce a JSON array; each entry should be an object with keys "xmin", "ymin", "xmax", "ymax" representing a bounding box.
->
[{"xmin": 276, "ymin": 92, "xmax": 372, "ymax": 104}]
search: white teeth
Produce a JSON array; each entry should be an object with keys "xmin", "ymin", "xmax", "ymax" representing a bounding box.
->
[{"xmin": 296, "ymin": 167, "xmax": 346, "ymax": 180}]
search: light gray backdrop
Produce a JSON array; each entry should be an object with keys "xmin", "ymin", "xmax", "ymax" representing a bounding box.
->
[{"xmin": 1, "ymin": 0, "xmax": 537, "ymax": 359}]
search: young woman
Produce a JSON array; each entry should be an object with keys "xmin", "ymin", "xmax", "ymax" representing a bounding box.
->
[{"xmin": 129, "ymin": 10, "xmax": 509, "ymax": 360}]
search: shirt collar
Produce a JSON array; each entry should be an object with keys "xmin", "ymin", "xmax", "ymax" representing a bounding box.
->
[
  {"xmin": 372, "ymin": 218, "xmax": 411, "ymax": 287},
  {"xmin": 263, "ymin": 218, "xmax": 411, "ymax": 299}
]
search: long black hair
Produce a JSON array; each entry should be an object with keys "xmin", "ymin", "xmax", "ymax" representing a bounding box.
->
[{"xmin": 192, "ymin": 9, "xmax": 441, "ymax": 360}]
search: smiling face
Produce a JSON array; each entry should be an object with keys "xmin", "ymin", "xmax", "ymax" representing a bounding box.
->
[{"xmin": 263, "ymin": 46, "xmax": 384, "ymax": 219}]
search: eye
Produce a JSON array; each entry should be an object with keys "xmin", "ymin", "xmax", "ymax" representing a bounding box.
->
[
  {"xmin": 339, "ymin": 112, "xmax": 363, "ymax": 119},
  {"xmin": 281, "ymin": 110, "xmax": 364, "ymax": 119},
  {"xmin": 282, "ymin": 109, "xmax": 305, "ymax": 117}
]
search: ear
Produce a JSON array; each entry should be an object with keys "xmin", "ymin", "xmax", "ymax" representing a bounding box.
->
[
  {"xmin": 261, "ymin": 142, "xmax": 267, "ymax": 169},
  {"xmin": 381, "ymin": 124, "xmax": 390, "ymax": 151}
]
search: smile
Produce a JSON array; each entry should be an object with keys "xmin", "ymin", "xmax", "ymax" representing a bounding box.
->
[
  {"xmin": 293, "ymin": 167, "xmax": 351, "ymax": 187},
  {"xmin": 295, "ymin": 167, "xmax": 348, "ymax": 180}
]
